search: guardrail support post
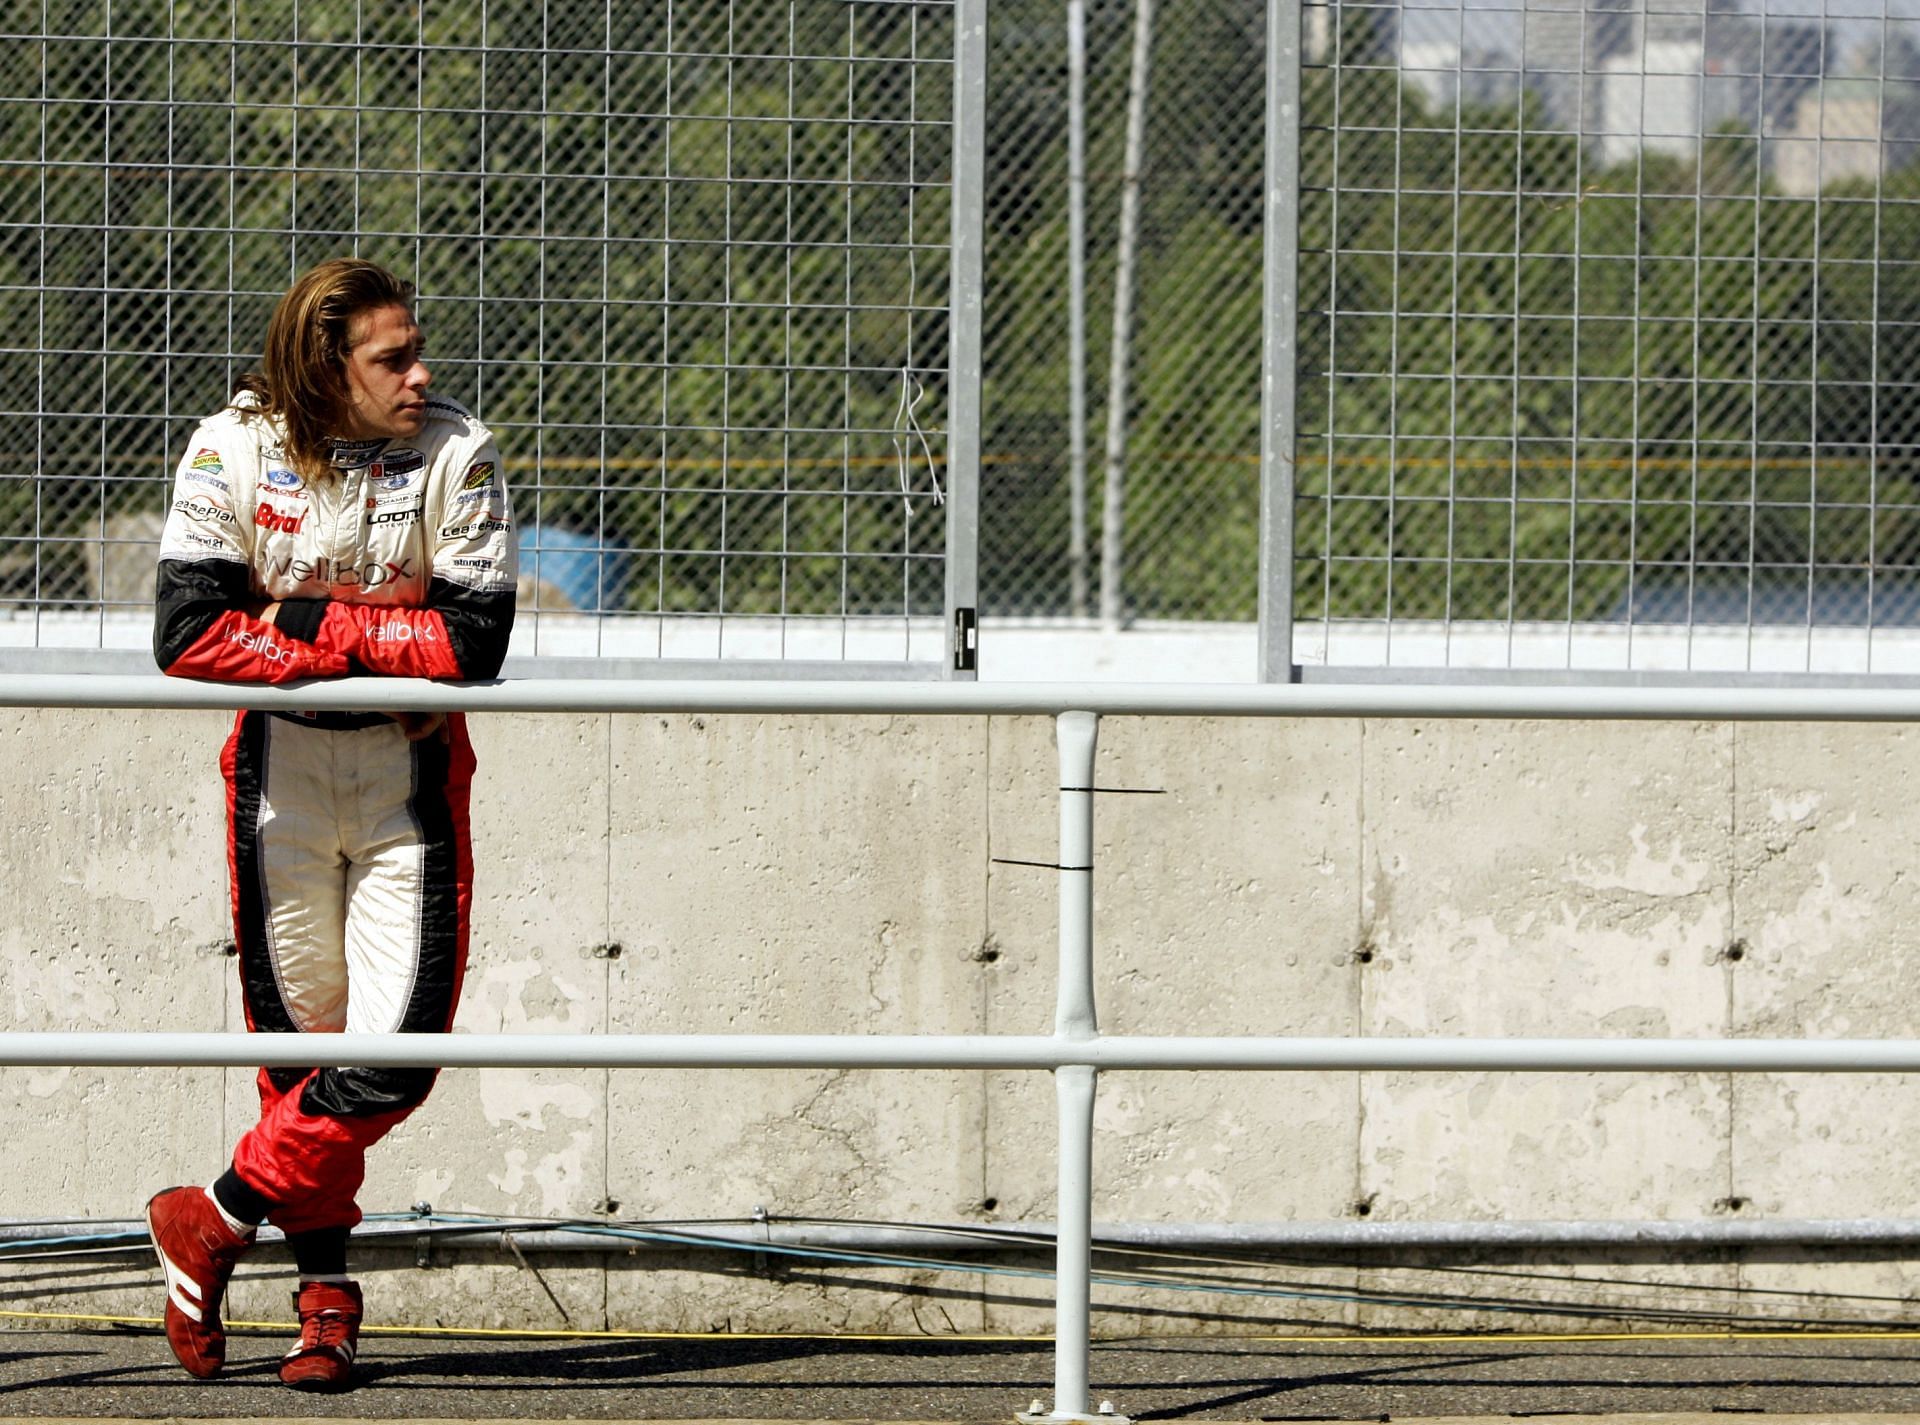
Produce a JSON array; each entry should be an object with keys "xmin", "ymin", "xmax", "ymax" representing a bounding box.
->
[
  {"xmin": 1056, "ymin": 710, "xmax": 1099, "ymax": 1043},
  {"xmin": 1022, "ymin": 712, "xmax": 1125, "ymax": 1424}
]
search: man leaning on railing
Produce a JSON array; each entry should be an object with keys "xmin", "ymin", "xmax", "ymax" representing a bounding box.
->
[{"xmin": 144, "ymin": 257, "xmax": 517, "ymax": 1393}]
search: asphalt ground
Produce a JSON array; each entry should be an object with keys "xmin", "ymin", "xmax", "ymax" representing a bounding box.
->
[{"xmin": 5, "ymin": 1329, "xmax": 1920, "ymax": 1422}]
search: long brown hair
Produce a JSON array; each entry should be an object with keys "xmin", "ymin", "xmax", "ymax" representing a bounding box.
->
[{"xmin": 233, "ymin": 258, "xmax": 416, "ymax": 481}]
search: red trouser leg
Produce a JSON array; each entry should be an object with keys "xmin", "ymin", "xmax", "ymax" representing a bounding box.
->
[
  {"xmin": 225, "ymin": 712, "xmax": 475, "ymax": 1234},
  {"xmin": 236, "ymin": 1070, "xmax": 434, "ymax": 1232}
]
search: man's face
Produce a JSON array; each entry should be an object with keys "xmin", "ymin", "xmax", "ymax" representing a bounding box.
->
[{"xmin": 340, "ymin": 303, "xmax": 430, "ymax": 441}]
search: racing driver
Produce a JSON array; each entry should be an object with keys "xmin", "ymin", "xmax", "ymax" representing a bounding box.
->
[{"xmin": 145, "ymin": 257, "xmax": 516, "ymax": 1391}]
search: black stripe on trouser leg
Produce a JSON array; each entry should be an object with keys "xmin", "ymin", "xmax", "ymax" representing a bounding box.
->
[
  {"xmin": 298, "ymin": 730, "xmax": 461, "ymax": 1119},
  {"xmin": 230, "ymin": 712, "xmax": 313, "ymax": 1096}
]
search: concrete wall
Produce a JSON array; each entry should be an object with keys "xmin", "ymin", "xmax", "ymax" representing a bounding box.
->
[{"xmin": 1, "ymin": 708, "xmax": 1915, "ymax": 1334}]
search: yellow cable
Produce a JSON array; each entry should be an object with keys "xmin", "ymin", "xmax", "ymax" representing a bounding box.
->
[
  {"xmin": 0, "ymin": 1308, "xmax": 1044, "ymax": 1340},
  {"xmin": 4, "ymin": 1307, "xmax": 1920, "ymax": 1345},
  {"xmin": 1242, "ymin": 1329, "xmax": 1920, "ymax": 1343}
]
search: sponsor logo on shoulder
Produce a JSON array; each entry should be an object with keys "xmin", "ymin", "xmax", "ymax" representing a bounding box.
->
[
  {"xmin": 459, "ymin": 461, "xmax": 495, "ymax": 493},
  {"xmin": 171, "ymin": 497, "xmax": 234, "ymax": 525},
  {"xmin": 185, "ymin": 470, "xmax": 230, "ymax": 493},
  {"xmin": 190, "ymin": 447, "xmax": 225, "ymax": 475},
  {"xmin": 265, "ymin": 466, "xmax": 302, "ymax": 491},
  {"xmin": 439, "ymin": 516, "xmax": 512, "ymax": 539}
]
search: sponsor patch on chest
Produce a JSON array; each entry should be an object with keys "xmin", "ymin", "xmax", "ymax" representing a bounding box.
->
[
  {"xmin": 371, "ymin": 449, "xmax": 425, "ymax": 490},
  {"xmin": 255, "ymin": 502, "xmax": 305, "ymax": 534},
  {"xmin": 328, "ymin": 437, "xmax": 388, "ymax": 470},
  {"xmin": 269, "ymin": 554, "xmax": 419, "ymax": 589}
]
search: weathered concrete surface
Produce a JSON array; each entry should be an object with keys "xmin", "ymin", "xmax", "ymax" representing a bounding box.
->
[
  {"xmin": 0, "ymin": 710, "xmax": 229, "ymax": 1220},
  {"xmin": 1726, "ymin": 723, "xmax": 1920, "ymax": 1320},
  {"xmin": 603, "ymin": 713, "xmax": 992, "ymax": 1334},
  {"xmin": 4, "ymin": 708, "xmax": 1920, "ymax": 1333},
  {"xmin": 1358, "ymin": 719, "xmax": 1734, "ymax": 1223}
]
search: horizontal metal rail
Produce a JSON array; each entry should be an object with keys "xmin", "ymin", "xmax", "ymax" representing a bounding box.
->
[
  {"xmin": 10, "ymin": 672, "xmax": 1920, "ymax": 721},
  {"xmin": 3, "ymin": 1032, "xmax": 1920, "ymax": 1073}
]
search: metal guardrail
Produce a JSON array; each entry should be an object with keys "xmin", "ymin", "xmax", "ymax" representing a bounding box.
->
[
  {"xmin": 5, "ymin": 675, "xmax": 1918, "ymax": 1421},
  {"xmin": 14, "ymin": 672, "xmax": 1920, "ymax": 718}
]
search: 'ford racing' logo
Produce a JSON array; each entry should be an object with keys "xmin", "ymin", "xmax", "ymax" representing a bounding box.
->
[{"xmin": 265, "ymin": 467, "xmax": 301, "ymax": 490}]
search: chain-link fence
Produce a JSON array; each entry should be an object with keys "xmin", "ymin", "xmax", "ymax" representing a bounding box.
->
[
  {"xmin": 991, "ymin": 0, "xmax": 1920, "ymax": 678},
  {"xmin": 981, "ymin": 0, "xmax": 1268, "ymax": 623},
  {"xmin": 1294, "ymin": 0, "xmax": 1920, "ymax": 673},
  {"xmin": 1, "ymin": 0, "xmax": 969, "ymax": 667},
  {"xmin": 12, "ymin": 0, "xmax": 1920, "ymax": 674}
]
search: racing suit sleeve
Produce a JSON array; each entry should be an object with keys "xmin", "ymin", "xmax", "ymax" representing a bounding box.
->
[
  {"xmin": 153, "ymin": 443, "xmax": 351, "ymax": 684},
  {"xmin": 294, "ymin": 447, "xmax": 517, "ymax": 681}
]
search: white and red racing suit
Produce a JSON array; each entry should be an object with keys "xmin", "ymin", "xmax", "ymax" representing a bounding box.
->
[{"xmin": 154, "ymin": 394, "xmax": 516, "ymax": 1233}]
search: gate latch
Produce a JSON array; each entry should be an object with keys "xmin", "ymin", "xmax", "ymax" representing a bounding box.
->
[{"xmin": 952, "ymin": 606, "xmax": 978, "ymax": 673}]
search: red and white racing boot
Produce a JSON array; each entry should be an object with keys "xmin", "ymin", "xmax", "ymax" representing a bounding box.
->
[
  {"xmin": 279, "ymin": 1279, "xmax": 363, "ymax": 1391},
  {"xmin": 145, "ymin": 1186, "xmax": 253, "ymax": 1379}
]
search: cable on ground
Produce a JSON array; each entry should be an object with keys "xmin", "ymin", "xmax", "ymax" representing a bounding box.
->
[{"xmin": 5, "ymin": 1209, "xmax": 1918, "ymax": 1334}]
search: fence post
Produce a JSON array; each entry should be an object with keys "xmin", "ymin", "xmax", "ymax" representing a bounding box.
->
[
  {"xmin": 1258, "ymin": 0, "xmax": 1302, "ymax": 683},
  {"xmin": 945, "ymin": 0, "xmax": 987, "ymax": 678},
  {"xmin": 1067, "ymin": 0, "xmax": 1091, "ymax": 620},
  {"xmin": 1099, "ymin": 0, "xmax": 1156, "ymax": 632}
]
